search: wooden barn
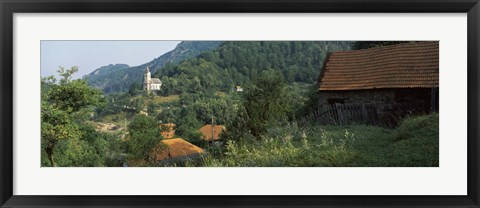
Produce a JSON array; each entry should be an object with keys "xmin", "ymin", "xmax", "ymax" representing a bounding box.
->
[{"xmin": 316, "ymin": 42, "xmax": 439, "ymax": 126}]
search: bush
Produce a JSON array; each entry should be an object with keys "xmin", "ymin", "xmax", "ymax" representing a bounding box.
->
[
  {"xmin": 393, "ymin": 113, "xmax": 439, "ymax": 141},
  {"xmin": 126, "ymin": 115, "xmax": 164, "ymax": 163},
  {"xmin": 387, "ymin": 113, "xmax": 439, "ymax": 166}
]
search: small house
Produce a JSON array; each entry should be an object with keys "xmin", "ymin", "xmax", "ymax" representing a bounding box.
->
[
  {"xmin": 235, "ymin": 86, "xmax": 243, "ymax": 92},
  {"xmin": 126, "ymin": 138, "xmax": 204, "ymax": 166},
  {"xmin": 198, "ymin": 125, "xmax": 226, "ymax": 142},
  {"xmin": 155, "ymin": 138, "xmax": 205, "ymax": 164},
  {"xmin": 316, "ymin": 42, "xmax": 439, "ymax": 126}
]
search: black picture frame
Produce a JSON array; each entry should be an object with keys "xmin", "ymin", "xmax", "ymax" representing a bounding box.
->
[{"xmin": 1, "ymin": 0, "xmax": 479, "ymax": 207}]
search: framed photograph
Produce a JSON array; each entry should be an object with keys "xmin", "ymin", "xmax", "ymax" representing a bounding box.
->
[{"xmin": 1, "ymin": 0, "xmax": 479, "ymax": 207}]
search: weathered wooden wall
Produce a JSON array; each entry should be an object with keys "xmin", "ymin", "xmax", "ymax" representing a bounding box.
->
[{"xmin": 306, "ymin": 88, "xmax": 433, "ymax": 127}]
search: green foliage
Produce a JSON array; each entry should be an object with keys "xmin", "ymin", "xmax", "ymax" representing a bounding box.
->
[
  {"xmin": 202, "ymin": 125, "xmax": 357, "ymax": 167},
  {"xmin": 393, "ymin": 113, "xmax": 439, "ymax": 141},
  {"xmin": 41, "ymin": 66, "xmax": 106, "ymax": 167},
  {"xmin": 156, "ymin": 41, "xmax": 351, "ymax": 96},
  {"xmin": 191, "ymin": 95, "xmax": 239, "ymax": 125},
  {"xmin": 41, "ymin": 103, "xmax": 82, "ymax": 166},
  {"xmin": 134, "ymin": 97, "xmax": 146, "ymax": 113},
  {"xmin": 47, "ymin": 66, "xmax": 104, "ymax": 113},
  {"xmin": 126, "ymin": 115, "xmax": 164, "ymax": 163},
  {"xmin": 201, "ymin": 114, "xmax": 439, "ymax": 167},
  {"xmin": 48, "ymin": 124, "xmax": 117, "ymax": 167},
  {"xmin": 387, "ymin": 113, "xmax": 439, "ymax": 166},
  {"xmin": 85, "ymin": 41, "xmax": 223, "ymax": 94},
  {"xmin": 174, "ymin": 106, "xmax": 203, "ymax": 140},
  {"xmin": 282, "ymin": 83, "xmax": 310, "ymax": 121},
  {"xmin": 46, "ymin": 41, "xmax": 439, "ymax": 168},
  {"xmin": 129, "ymin": 81, "xmax": 143, "ymax": 96},
  {"xmin": 300, "ymin": 84, "xmax": 322, "ymax": 117},
  {"xmin": 241, "ymin": 70, "xmax": 288, "ymax": 138},
  {"xmin": 351, "ymin": 41, "xmax": 410, "ymax": 50}
]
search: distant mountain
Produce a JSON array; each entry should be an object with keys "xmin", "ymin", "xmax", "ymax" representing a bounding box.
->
[
  {"xmin": 84, "ymin": 41, "xmax": 223, "ymax": 94},
  {"xmin": 88, "ymin": 64, "xmax": 130, "ymax": 77}
]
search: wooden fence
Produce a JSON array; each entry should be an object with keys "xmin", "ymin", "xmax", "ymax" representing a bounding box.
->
[{"xmin": 301, "ymin": 102, "xmax": 427, "ymax": 128}]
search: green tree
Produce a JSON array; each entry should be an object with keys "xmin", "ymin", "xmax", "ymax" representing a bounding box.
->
[
  {"xmin": 175, "ymin": 106, "xmax": 203, "ymax": 141},
  {"xmin": 134, "ymin": 97, "xmax": 146, "ymax": 113},
  {"xmin": 41, "ymin": 66, "xmax": 104, "ymax": 166},
  {"xmin": 156, "ymin": 41, "xmax": 352, "ymax": 95},
  {"xmin": 51, "ymin": 123, "xmax": 112, "ymax": 167},
  {"xmin": 241, "ymin": 70, "xmax": 287, "ymax": 138},
  {"xmin": 129, "ymin": 82, "xmax": 143, "ymax": 96},
  {"xmin": 41, "ymin": 103, "xmax": 82, "ymax": 166},
  {"xmin": 351, "ymin": 41, "xmax": 410, "ymax": 50},
  {"xmin": 48, "ymin": 67, "xmax": 104, "ymax": 113},
  {"xmin": 299, "ymin": 84, "xmax": 322, "ymax": 118},
  {"xmin": 126, "ymin": 115, "xmax": 164, "ymax": 164}
]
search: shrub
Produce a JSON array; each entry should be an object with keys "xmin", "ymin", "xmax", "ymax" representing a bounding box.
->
[
  {"xmin": 387, "ymin": 113, "xmax": 439, "ymax": 166},
  {"xmin": 393, "ymin": 113, "xmax": 439, "ymax": 141}
]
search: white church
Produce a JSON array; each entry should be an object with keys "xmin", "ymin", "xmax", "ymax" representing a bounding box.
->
[{"xmin": 143, "ymin": 66, "xmax": 162, "ymax": 92}]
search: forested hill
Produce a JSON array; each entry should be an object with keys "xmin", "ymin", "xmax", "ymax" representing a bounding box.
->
[
  {"xmin": 87, "ymin": 64, "xmax": 131, "ymax": 77},
  {"xmin": 155, "ymin": 41, "xmax": 352, "ymax": 96},
  {"xmin": 84, "ymin": 41, "xmax": 223, "ymax": 94}
]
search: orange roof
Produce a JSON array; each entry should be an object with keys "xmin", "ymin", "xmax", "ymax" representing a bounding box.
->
[
  {"xmin": 159, "ymin": 123, "xmax": 176, "ymax": 139},
  {"xmin": 155, "ymin": 138, "xmax": 205, "ymax": 161},
  {"xmin": 318, "ymin": 42, "xmax": 439, "ymax": 91},
  {"xmin": 126, "ymin": 159, "xmax": 145, "ymax": 167},
  {"xmin": 198, "ymin": 125, "xmax": 225, "ymax": 141}
]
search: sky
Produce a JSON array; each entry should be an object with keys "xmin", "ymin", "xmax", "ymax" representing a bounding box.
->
[{"xmin": 41, "ymin": 41, "xmax": 181, "ymax": 79}]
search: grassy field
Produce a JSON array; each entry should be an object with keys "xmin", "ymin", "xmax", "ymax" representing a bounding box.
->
[
  {"xmin": 151, "ymin": 94, "xmax": 180, "ymax": 104},
  {"xmin": 198, "ymin": 113, "xmax": 439, "ymax": 167},
  {"xmin": 95, "ymin": 94, "xmax": 181, "ymax": 128}
]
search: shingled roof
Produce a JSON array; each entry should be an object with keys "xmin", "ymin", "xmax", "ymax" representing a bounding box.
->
[
  {"xmin": 155, "ymin": 138, "xmax": 205, "ymax": 161},
  {"xmin": 151, "ymin": 78, "xmax": 162, "ymax": 84},
  {"xmin": 127, "ymin": 138, "xmax": 204, "ymax": 166},
  {"xmin": 198, "ymin": 125, "xmax": 225, "ymax": 141},
  {"xmin": 318, "ymin": 42, "xmax": 439, "ymax": 91}
]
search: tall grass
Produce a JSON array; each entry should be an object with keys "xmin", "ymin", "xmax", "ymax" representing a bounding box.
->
[
  {"xmin": 202, "ymin": 124, "xmax": 358, "ymax": 167},
  {"xmin": 174, "ymin": 114, "xmax": 439, "ymax": 167},
  {"xmin": 386, "ymin": 113, "xmax": 439, "ymax": 166}
]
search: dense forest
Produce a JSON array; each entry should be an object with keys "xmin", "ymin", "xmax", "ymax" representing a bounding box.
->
[{"xmin": 155, "ymin": 41, "xmax": 351, "ymax": 96}]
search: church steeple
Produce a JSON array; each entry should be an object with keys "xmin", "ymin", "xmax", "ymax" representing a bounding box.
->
[{"xmin": 143, "ymin": 66, "xmax": 151, "ymax": 91}]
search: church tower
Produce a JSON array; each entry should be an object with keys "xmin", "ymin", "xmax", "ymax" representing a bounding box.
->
[{"xmin": 143, "ymin": 66, "xmax": 151, "ymax": 91}]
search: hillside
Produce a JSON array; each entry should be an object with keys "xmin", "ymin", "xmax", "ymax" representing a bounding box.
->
[
  {"xmin": 156, "ymin": 41, "xmax": 352, "ymax": 96},
  {"xmin": 84, "ymin": 41, "xmax": 223, "ymax": 94},
  {"xmin": 42, "ymin": 41, "xmax": 439, "ymax": 168},
  {"xmin": 88, "ymin": 64, "xmax": 130, "ymax": 77}
]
